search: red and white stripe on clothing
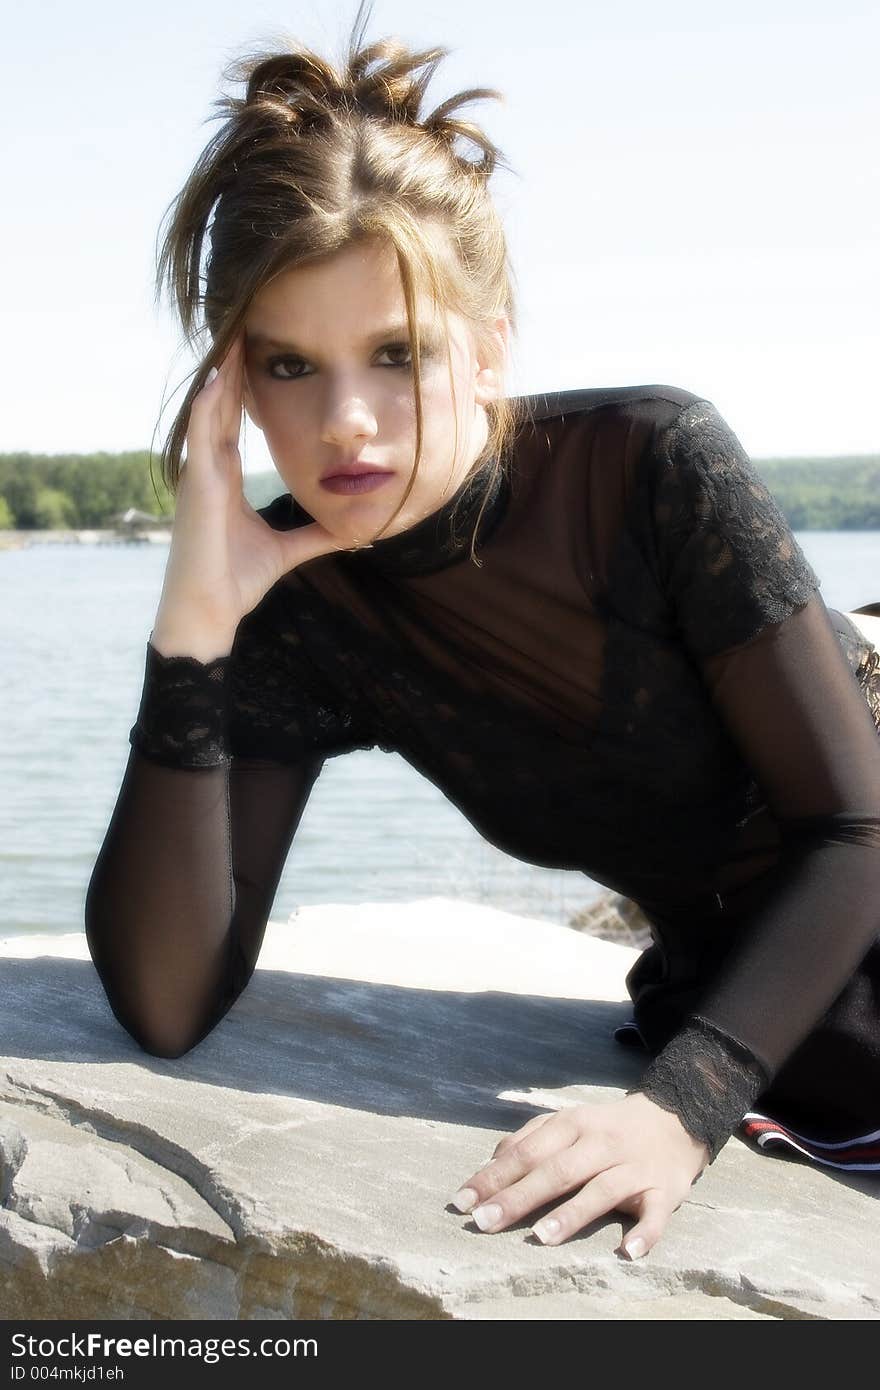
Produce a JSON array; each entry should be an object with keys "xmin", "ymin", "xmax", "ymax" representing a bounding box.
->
[
  {"xmin": 613, "ymin": 1019, "xmax": 880, "ymax": 1173},
  {"xmin": 739, "ymin": 1113, "xmax": 880, "ymax": 1172}
]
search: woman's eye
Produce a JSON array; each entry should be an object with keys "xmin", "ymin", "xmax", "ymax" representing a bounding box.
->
[
  {"xmin": 267, "ymin": 357, "xmax": 308, "ymax": 380},
  {"xmin": 379, "ymin": 343, "xmax": 414, "ymax": 369}
]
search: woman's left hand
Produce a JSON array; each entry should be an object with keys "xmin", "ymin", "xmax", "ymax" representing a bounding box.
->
[{"xmin": 449, "ymin": 1092, "xmax": 710, "ymax": 1259}]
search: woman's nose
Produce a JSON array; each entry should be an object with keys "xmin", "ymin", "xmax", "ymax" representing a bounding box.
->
[{"xmin": 319, "ymin": 388, "xmax": 379, "ymax": 447}]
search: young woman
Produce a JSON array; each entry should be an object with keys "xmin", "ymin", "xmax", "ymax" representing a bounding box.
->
[{"xmin": 85, "ymin": 2, "xmax": 880, "ymax": 1262}]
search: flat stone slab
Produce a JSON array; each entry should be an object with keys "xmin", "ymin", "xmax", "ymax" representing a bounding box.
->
[{"xmin": 1, "ymin": 898, "xmax": 878, "ymax": 1320}]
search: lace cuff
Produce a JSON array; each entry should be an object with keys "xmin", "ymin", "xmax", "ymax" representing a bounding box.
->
[
  {"xmin": 128, "ymin": 639, "xmax": 232, "ymax": 769},
  {"xmin": 625, "ymin": 1015, "xmax": 770, "ymax": 1163}
]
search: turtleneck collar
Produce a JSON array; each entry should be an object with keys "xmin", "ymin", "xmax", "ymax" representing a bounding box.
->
[{"xmin": 353, "ymin": 454, "xmax": 509, "ymax": 578}]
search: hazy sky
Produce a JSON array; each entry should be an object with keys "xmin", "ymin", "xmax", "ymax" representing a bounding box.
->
[{"xmin": 4, "ymin": 0, "xmax": 878, "ymax": 471}]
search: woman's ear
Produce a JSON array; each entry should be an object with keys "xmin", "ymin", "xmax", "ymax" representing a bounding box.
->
[{"xmin": 474, "ymin": 314, "xmax": 511, "ymax": 406}]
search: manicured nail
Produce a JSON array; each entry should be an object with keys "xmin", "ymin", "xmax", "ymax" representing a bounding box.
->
[
  {"xmin": 532, "ymin": 1217, "xmax": 561, "ymax": 1243},
  {"xmin": 624, "ymin": 1236, "xmax": 647, "ymax": 1259},
  {"xmin": 451, "ymin": 1187, "xmax": 478, "ymax": 1213},
  {"xmin": 472, "ymin": 1203, "xmax": 503, "ymax": 1231}
]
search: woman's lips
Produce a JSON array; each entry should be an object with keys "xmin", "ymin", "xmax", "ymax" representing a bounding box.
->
[{"xmin": 320, "ymin": 472, "xmax": 395, "ymax": 494}]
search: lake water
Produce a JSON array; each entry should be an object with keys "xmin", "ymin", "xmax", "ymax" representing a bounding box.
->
[{"xmin": 2, "ymin": 530, "xmax": 878, "ymax": 939}]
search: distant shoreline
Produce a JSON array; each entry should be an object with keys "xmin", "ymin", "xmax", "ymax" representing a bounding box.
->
[
  {"xmin": 0, "ymin": 529, "xmax": 171, "ymax": 550},
  {"xmin": 3, "ymin": 521, "xmax": 880, "ymax": 553}
]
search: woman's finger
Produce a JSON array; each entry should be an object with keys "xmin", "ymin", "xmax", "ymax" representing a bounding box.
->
[
  {"xmin": 206, "ymin": 335, "xmax": 241, "ymax": 469},
  {"xmin": 615, "ymin": 1187, "xmax": 676, "ymax": 1261},
  {"xmin": 185, "ymin": 366, "xmax": 223, "ymax": 477},
  {"xmin": 457, "ymin": 1132, "xmax": 612, "ymax": 1237},
  {"xmin": 492, "ymin": 1111, "xmax": 554, "ymax": 1159},
  {"xmin": 456, "ymin": 1108, "xmax": 583, "ymax": 1209},
  {"xmin": 216, "ymin": 333, "xmax": 245, "ymax": 454},
  {"xmin": 530, "ymin": 1163, "xmax": 649, "ymax": 1247}
]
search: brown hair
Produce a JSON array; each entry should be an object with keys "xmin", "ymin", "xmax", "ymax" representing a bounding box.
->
[{"xmin": 153, "ymin": 0, "xmax": 533, "ymax": 563}]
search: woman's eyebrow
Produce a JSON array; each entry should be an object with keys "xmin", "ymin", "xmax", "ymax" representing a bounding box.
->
[{"xmin": 246, "ymin": 322, "xmax": 435, "ymax": 353}]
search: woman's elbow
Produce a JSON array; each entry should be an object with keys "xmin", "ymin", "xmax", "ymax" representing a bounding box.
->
[{"xmin": 94, "ymin": 986, "xmax": 218, "ymax": 1061}]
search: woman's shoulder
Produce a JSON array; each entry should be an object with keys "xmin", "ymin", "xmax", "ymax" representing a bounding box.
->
[
  {"xmin": 503, "ymin": 383, "xmax": 716, "ymax": 520},
  {"xmin": 511, "ymin": 382, "xmax": 709, "ymax": 434}
]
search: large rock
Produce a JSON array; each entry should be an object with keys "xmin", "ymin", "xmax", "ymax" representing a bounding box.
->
[
  {"xmin": 0, "ymin": 899, "xmax": 877, "ymax": 1320},
  {"xmin": 568, "ymin": 891, "xmax": 654, "ymax": 949}
]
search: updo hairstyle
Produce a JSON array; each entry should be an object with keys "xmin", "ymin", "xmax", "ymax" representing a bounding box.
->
[{"xmin": 153, "ymin": 0, "xmax": 532, "ymax": 558}]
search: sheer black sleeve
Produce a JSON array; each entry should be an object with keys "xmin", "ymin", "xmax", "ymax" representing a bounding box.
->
[
  {"xmin": 84, "ymin": 635, "xmax": 323, "ymax": 1058},
  {"xmin": 626, "ymin": 399, "xmax": 880, "ymax": 1160},
  {"xmin": 84, "ymin": 576, "xmax": 373, "ymax": 1059}
]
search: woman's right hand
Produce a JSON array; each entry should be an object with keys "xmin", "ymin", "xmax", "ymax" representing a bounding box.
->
[{"xmin": 153, "ymin": 330, "xmax": 344, "ymax": 646}]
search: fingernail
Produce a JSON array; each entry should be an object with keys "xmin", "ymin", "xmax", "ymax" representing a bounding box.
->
[
  {"xmin": 623, "ymin": 1236, "xmax": 647, "ymax": 1260},
  {"xmin": 451, "ymin": 1187, "xmax": 478, "ymax": 1213},
  {"xmin": 205, "ymin": 367, "xmax": 218, "ymax": 384},
  {"xmin": 532, "ymin": 1217, "xmax": 561, "ymax": 1243},
  {"xmin": 472, "ymin": 1203, "xmax": 503, "ymax": 1231}
]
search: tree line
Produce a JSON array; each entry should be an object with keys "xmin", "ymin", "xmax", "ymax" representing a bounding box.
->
[
  {"xmin": 0, "ymin": 452, "xmax": 173, "ymax": 530},
  {"xmin": 0, "ymin": 448, "xmax": 879, "ymax": 531}
]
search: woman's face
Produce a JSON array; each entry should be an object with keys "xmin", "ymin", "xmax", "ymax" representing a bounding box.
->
[{"xmin": 242, "ymin": 236, "xmax": 508, "ymax": 549}]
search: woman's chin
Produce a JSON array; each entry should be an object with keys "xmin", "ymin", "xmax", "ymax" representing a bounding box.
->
[{"xmin": 320, "ymin": 503, "xmax": 412, "ymax": 551}]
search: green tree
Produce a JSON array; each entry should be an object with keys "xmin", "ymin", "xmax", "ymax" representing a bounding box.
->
[
  {"xmin": 2, "ymin": 469, "xmax": 40, "ymax": 527},
  {"xmin": 33, "ymin": 486, "xmax": 77, "ymax": 529}
]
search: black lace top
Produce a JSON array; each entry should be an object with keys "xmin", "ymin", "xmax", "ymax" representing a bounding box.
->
[{"xmin": 85, "ymin": 385, "xmax": 880, "ymax": 1166}]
